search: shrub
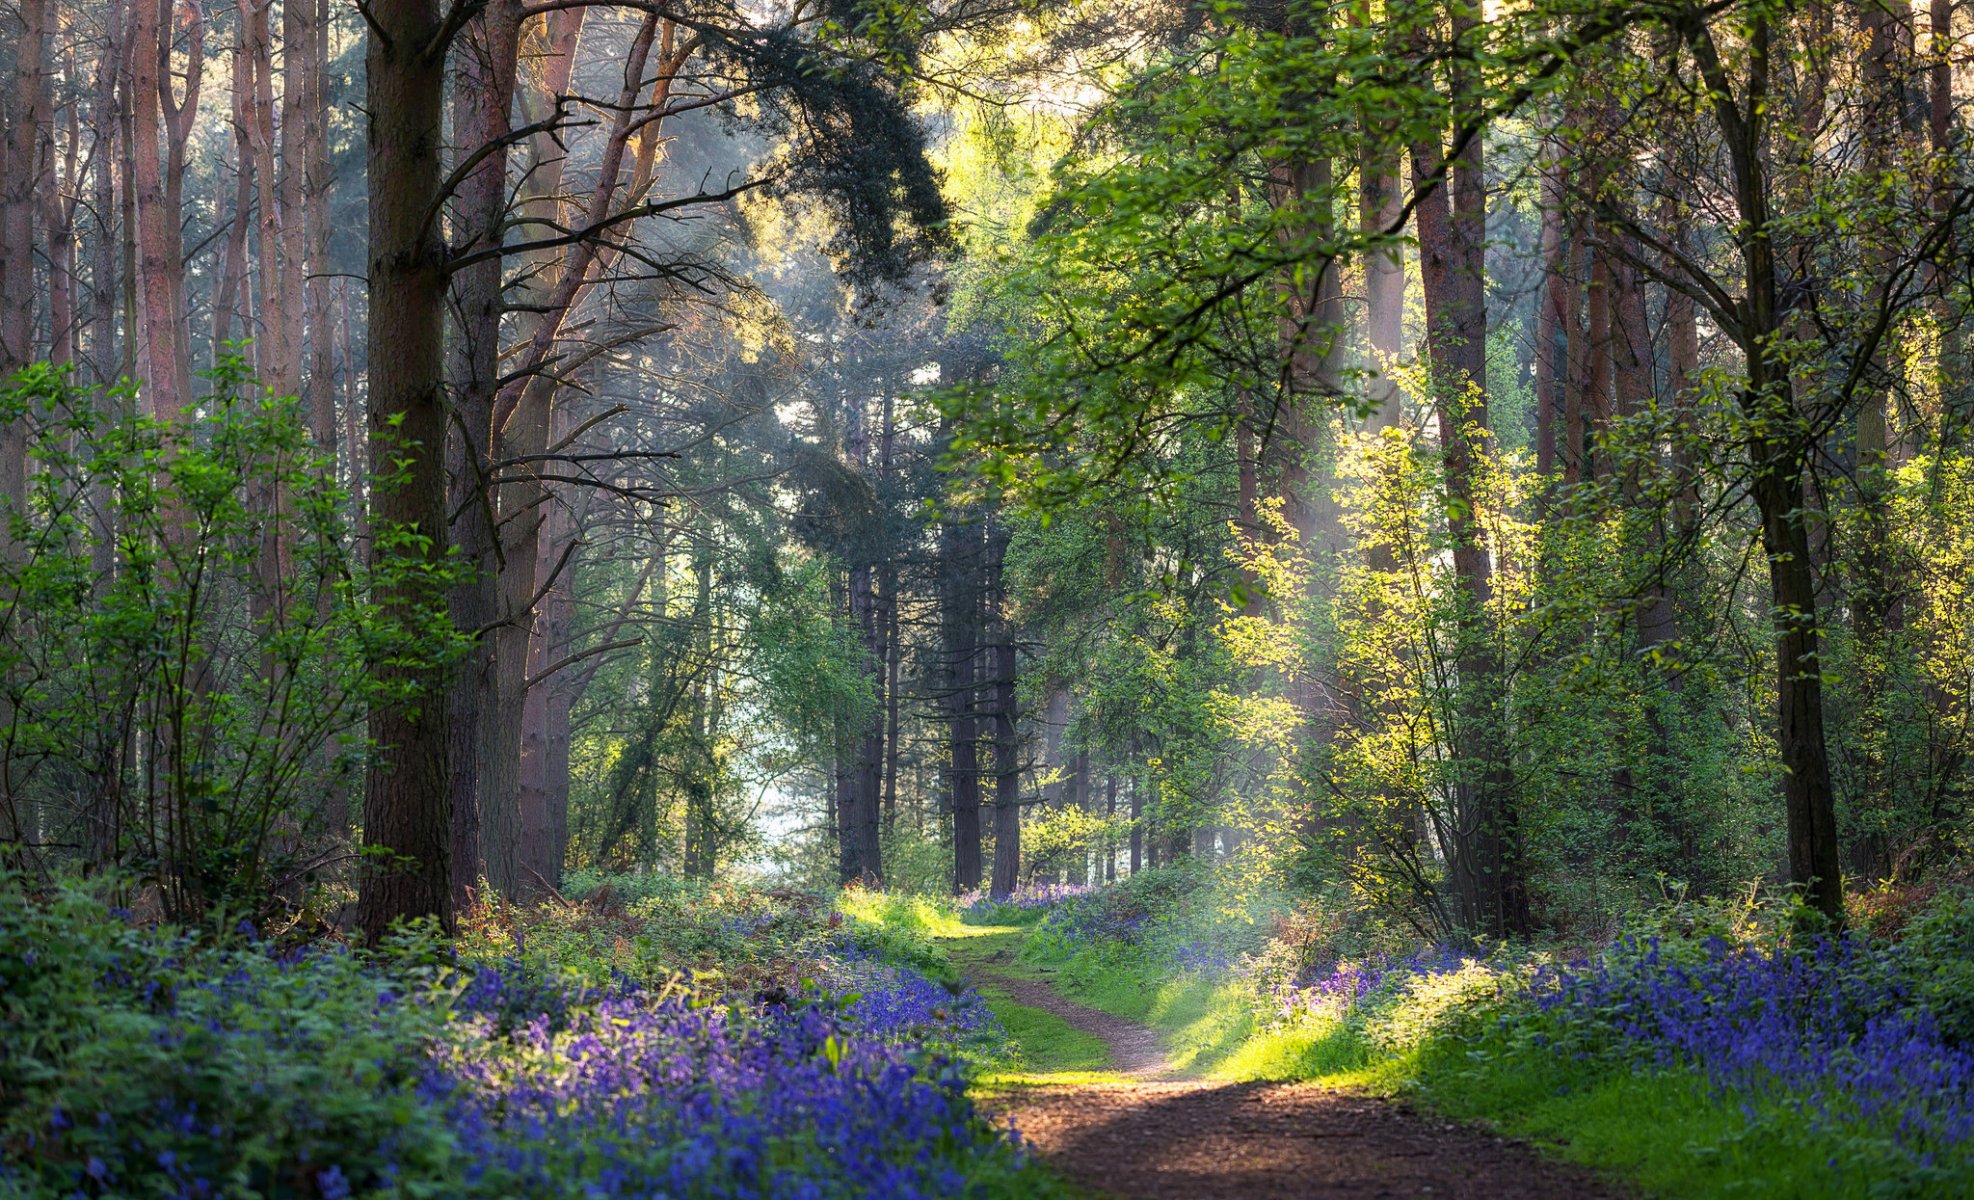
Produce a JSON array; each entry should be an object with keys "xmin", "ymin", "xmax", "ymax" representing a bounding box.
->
[{"xmin": 0, "ymin": 362, "xmax": 463, "ymax": 920}]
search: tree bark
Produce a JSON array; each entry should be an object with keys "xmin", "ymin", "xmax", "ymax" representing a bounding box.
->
[
  {"xmin": 1534, "ymin": 134, "xmax": 1566, "ymax": 477},
  {"xmin": 212, "ymin": 20, "xmax": 255, "ymax": 360},
  {"xmin": 1409, "ymin": 1, "xmax": 1526, "ymax": 939},
  {"xmin": 986, "ymin": 515, "xmax": 1020, "ymax": 898},
  {"xmin": 244, "ymin": 0, "xmax": 298, "ymax": 397},
  {"xmin": 300, "ymin": 0, "xmax": 335, "ymax": 450},
  {"xmin": 128, "ymin": 0, "xmax": 186, "ymax": 423},
  {"xmin": 519, "ymin": 403, "xmax": 582, "ymax": 889},
  {"xmin": 0, "ymin": 0, "xmax": 47, "ymax": 385},
  {"xmin": 1687, "ymin": 16, "xmax": 1844, "ymax": 927},
  {"xmin": 941, "ymin": 490, "xmax": 982, "ymax": 893},
  {"xmin": 445, "ymin": 0, "xmax": 522, "ymax": 906},
  {"xmin": 87, "ymin": 2, "xmax": 121, "ymax": 390},
  {"xmin": 356, "ymin": 0, "xmax": 454, "ymax": 940}
]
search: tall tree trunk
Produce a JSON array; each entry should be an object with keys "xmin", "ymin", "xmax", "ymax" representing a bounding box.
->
[
  {"xmin": 519, "ymin": 403, "xmax": 582, "ymax": 890},
  {"xmin": 487, "ymin": 12, "xmax": 658, "ymax": 899},
  {"xmin": 158, "ymin": 0, "xmax": 199, "ymax": 405},
  {"xmin": 128, "ymin": 0, "xmax": 183, "ymax": 423},
  {"xmin": 1275, "ymin": 153, "xmax": 1344, "ymax": 556},
  {"xmin": 88, "ymin": 3, "xmax": 121, "ymax": 390},
  {"xmin": 1129, "ymin": 776, "xmax": 1142, "ymax": 875},
  {"xmin": 1104, "ymin": 774, "xmax": 1117, "ymax": 882},
  {"xmin": 879, "ymin": 393, "xmax": 901, "ymax": 834},
  {"xmin": 212, "ymin": 21, "xmax": 255, "ymax": 361},
  {"xmin": 940, "ymin": 492, "xmax": 982, "ymax": 893},
  {"xmin": 42, "ymin": 92, "xmax": 78, "ymax": 370},
  {"xmin": 0, "ymin": 0, "xmax": 47, "ymax": 384},
  {"xmin": 1358, "ymin": 1, "xmax": 1405, "ymax": 436},
  {"xmin": 838, "ymin": 388, "xmax": 883, "ymax": 884},
  {"xmin": 445, "ymin": 0, "xmax": 521, "ymax": 906},
  {"xmin": 1663, "ymin": 192, "xmax": 1700, "ymax": 542},
  {"xmin": 356, "ymin": 0, "xmax": 454, "ymax": 941},
  {"xmin": 1688, "ymin": 17, "xmax": 1843, "ymax": 928},
  {"xmin": 244, "ymin": 0, "xmax": 297, "ymax": 397},
  {"xmin": 1410, "ymin": 1, "xmax": 1526, "ymax": 939},
  {"xmin": 1534, "ymin": 134, "xmax": 1566, "ymax": 478},
  {"xmin": 1929, "ymin": 0, "xmax": 1962, "ymax": 445},
  {"xmin": 1582, "ymin": 221, "xmax": 1613, "ymax": 480},
  {"xmin": 1847, "ymin": 0, "xmax": 1905, "ymax": 879},
  {"xmin": 682, "ymin": 536, "xmax": 715, "ymax": 877},
  {"xmin": 300, "ymin": 0, "xmax": 335, "ymax": 448},
  {"xmin": 986, "ymin": 515, "xmax": 1019, "ymax": 898}
]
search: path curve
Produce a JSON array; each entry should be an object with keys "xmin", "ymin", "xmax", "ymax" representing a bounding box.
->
[{"xmin": 971, "ymin": 961, "xmax": 1630, "ymax": 1200}]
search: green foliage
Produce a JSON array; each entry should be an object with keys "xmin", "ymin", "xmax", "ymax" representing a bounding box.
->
[
  {"xmin": 0, "ymin": 875, "xmax": 461, "ymax": 1192},
  {"xmin": 0, "ymin": 360, "xmax": 464, "ymax": 920},
  {"xmin": 1897, "ymin": 887, "xmax": 1974, "ymax": 1045},
  {"xmin": 834, "ymin": 887, "xmax": 962, "ymax": 982}
]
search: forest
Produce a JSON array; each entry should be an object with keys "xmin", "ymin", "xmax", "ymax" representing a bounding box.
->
[{"xmin": 1, "ymin": 0, "xmax": 1972, "ymax": 1195}]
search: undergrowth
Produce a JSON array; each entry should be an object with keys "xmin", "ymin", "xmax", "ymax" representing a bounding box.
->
[{"xmin": 0, "ymin": 872, "xmax": 1055, "ymax": 1199}]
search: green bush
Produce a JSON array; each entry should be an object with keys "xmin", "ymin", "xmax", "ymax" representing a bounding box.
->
[{"xmin": 0, "ymin": 878, "xmax": 461, "ymax": 1193}]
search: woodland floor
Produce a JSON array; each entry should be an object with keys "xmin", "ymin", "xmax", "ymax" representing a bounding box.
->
[{"xmin": 957, "ymin": 939, "xmax": 1631, "ymax": 1200}]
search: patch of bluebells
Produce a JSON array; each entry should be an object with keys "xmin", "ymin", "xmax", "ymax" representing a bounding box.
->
[
  {"xmin": 1171, "ymin": 943, "xmax": 1238, "ymax": 977},
  {"xmin": 1269, "ymin": 947, "xmax": 1471, "ymax": 1024},
  {"xmin": 1522, "ymin": 935, "xmax": 1974, "ymax": 1160},
  {"xmin": 957, "ymin": 883, "xmax": 1095, "ymax": 922},
  {"xmin": 431, "ymin": 966, "xmax": 1020, "ymax": 1199},
  {"xmin": 1033, "ymin": 901, "xmax": 1150, "ymax": 948},
  {"xmin": 825, "ymin": 947, "xmax": 1003, "ymax": 1048}
]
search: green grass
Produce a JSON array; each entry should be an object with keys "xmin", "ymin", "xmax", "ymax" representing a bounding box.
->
[{"xmin": 940, "ymin": 925, "xmax": 1131, "ymax": 1088}]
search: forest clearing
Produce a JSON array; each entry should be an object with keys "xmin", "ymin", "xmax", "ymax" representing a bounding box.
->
[{"xmin": 3, "ymin": 0, "xmax": 1974, "ymax": 1195}]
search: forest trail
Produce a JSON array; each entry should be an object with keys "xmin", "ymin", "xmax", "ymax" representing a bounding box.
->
[{"xmin": 957, "ymin": 938, "xmax": 1628, "ymax": 1200}]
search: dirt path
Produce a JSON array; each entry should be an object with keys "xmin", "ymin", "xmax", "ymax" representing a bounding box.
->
[{"xmin": 971, "ymin": 960, "xmax": 1629, "ymax": 1199}]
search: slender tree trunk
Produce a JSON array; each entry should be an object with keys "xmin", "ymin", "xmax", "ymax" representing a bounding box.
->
[
  {"xmin": 128, "ymin": 0, "xmax": 182, "ymax": 423},
  {"xmin": 682, "ymin": 529, "xmax": 715, "ymax": 877},
  {"xmin": 0, "ymin": 0, "xmax": 47, "ymax": 384},
  {"xmin": 1688, "ymin": 17, "xmax": 1843, "ymax": 927},
  {"xmin": 1583, "ymin": 222, "xmax": 1613, "ymax": 480},
  {"xmin": 941, "ymin": 493, "xmax": 982, "ymax": 893},
  {"xmin": 986, "ymin": 515, "xmax": 1019, "ymax": 898},
  {"xmin": 244, "ymin": 0, "xmax": 297, "ymax": 397},
  {"xmin": 1846, "ymin": 1, "xmax": 1906, "ymax": 879},
  {"xmin": 356, "ymin": 0, "xmax": 454, "ymax": 940},
  {"xmin": 1358, "ymin": 10, "xmax": 1405, "ymax": 436},
  {"xmin": 1535, "ymin": 135, "xmax": 1567, "ymax": 477},
  {"xmin": 839, "ymin": 390, "xmax": 884, "ymax": 884},
  {"xmin": 487, "ymin": 12, "xmax": 655, "ymax": 899},
  {"xmin": 301, "ymin": 0, "xmax": 334, "ymax": 448},
  {"xmin": 1104, "ymin": 774, "xmax": 1117, "ymax": 882},
  {"xmin": 160, "ymin": 0, "xmax": 200, "ymax": 402},
  {"xmin": 84, "ymin": 5, "xmax": 121, "ymax": 613},
  {"xmin": 519, "ymin": 402, "xmax": 581, "ymax": 889},
  {"xmin": 1129, "ymin": 776, "xmax": 1143, "ymax": 875},
  {"xmin": 1929, "ymin": 0, "xmax": 1963, "ymax": 445},
  {"xmin": 42, "ymin": 94, "xmax": 78, "ymax": 370},
  {"xmin": 879, "ymin": 393, "xmax": 901, "ymax": 835},
  {"xmin": 1410, "ymin": 1, "xmax": 1526, "ymax": 939},
  {"xmin": 88, "ymin": 4, "xmax": 121, "ymax": 390},
  {"xmin": 212, "ymin": 23, "xmax": 254, "ymax": 360},
  {"xmin": 1664, "ymin": 195, "xmax": 1700, "ymax": 541},
  {"xmin": 445, "ymin": 0, "xmax": 522, "ymax": 906}
]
